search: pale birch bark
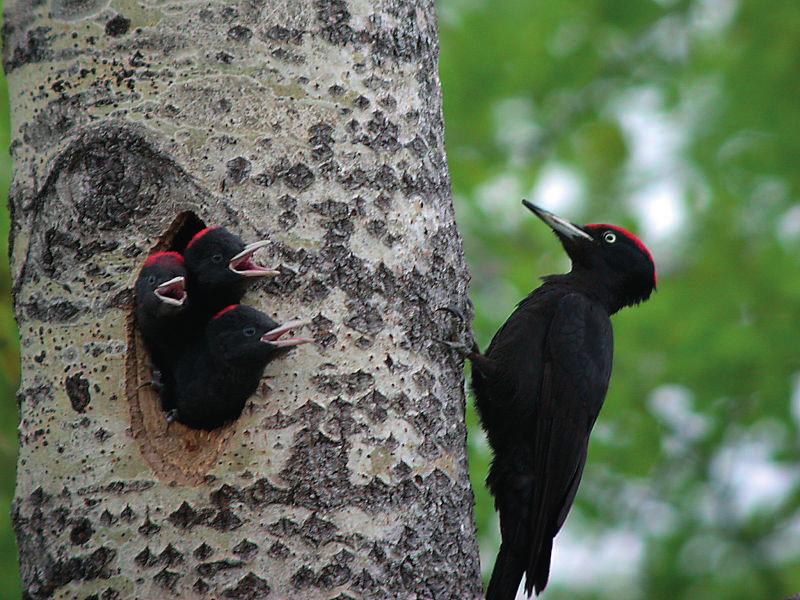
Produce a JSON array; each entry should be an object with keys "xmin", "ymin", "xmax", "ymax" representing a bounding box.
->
[{"xmin": 4, "ymin": 0, "xmax": 482, "ymax": 597}]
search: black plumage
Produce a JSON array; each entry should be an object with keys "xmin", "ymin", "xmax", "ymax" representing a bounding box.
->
[
  {"xmin": 473, "ymin": 201, "xmax": 656, "ymax": 599},
  {"xmin": 134, "ymin": 251, "xmax": 189, "ymax": 408},
  {"xmin": 171, "ymin": 304, "xmax": 310, "ymax": 430},
  {"xmin": 183, "ymin": 227, "xmax": 279, "ymax": 319}
]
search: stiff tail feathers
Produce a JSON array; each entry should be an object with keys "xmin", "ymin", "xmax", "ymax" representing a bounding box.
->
[{"xmin": 486, "ymin": 543, "xmax": 526, "ymax": 600}]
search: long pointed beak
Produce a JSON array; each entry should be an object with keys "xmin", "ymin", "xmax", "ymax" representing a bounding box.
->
[
  {"xmin": 261, "ymin": 319, "xmax": 314, "ymax": 348},
  {"xmin": 229, "ymin": 240, "xmax": 281, "ymax": 278},
  {"xmin": 522, "ymin": 200, "xmax": 593, "ymax": 241},
  {"xmin": 154, "ymin": 276, "xmax": 187, "ymax": 307}
]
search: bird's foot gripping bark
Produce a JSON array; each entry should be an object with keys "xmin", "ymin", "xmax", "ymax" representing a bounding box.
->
[{"xmin": 432, "ymin": 306, "xmax": 479, "ymax": 358}]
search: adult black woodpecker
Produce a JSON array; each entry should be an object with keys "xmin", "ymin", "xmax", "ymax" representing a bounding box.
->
[
  {"xmin": 171, "ymin": 304, "xmax": 311, "ymax": 430},
  {"xmin": 182, "ymin": 227, "xmax": 280, "ymax": 319},
  {"xmin": 472, "ymin": 201, "xmax": 656, "ymax": 599},
  {"xmin": 134, "ymin": 251, "xmax": 189, "ymax": 409}
]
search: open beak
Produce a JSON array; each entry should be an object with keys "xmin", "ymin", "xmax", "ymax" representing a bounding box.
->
[
  {"xmin": 260, "ymin": 318, "xmax": 314, "ymax": 348},
  {"xmin": 154, "ymin": 276, "xmax": 187, "ymax": 307},
  {"xmin": 522, "ymin": 200, "xmax": 593, "ymax": 241},
  {"xmin": 229, "ymin": 240, "xmax": 281, "ymax": 278}
]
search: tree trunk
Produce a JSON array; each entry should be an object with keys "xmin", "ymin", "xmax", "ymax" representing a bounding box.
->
[{"xmin": 4, "ymin": 1, "xmax": 482, "ymax": 598}]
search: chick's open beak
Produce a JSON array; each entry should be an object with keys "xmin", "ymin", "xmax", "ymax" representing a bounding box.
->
[
  {"xmin": 229, "ymin": 240, "xmax": 281, "ymax": 277},
  {"xmin": 154, "ymin": 276, "xmax": 187, "ymax": 307},
  {"xmin": 260, "ymin": 319, "xmax": 314, "ymax": 348}
]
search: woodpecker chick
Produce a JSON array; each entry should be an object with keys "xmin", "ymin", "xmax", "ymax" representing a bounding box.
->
[
  {"xmin": 473, "ymin": 201, "xmax": 656, "ymax": 599},
  {"xmin": 183, "ymin": 227, "xmax": 280, "ymax": 318},
  {"xmin": 172, "ymin": 304, "xmax": 312, "ymax": 430},
  {"xmin": 135, "ymin": 251, "xmax": 189, "ymax": 407}
]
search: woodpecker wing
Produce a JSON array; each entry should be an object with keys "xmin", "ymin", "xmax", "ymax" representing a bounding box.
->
[{"xmin": 526, "ymin": 292, "xmax": 613, "ymax": 594}]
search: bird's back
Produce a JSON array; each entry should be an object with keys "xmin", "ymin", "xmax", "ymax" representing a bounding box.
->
[
  {"xmin": 472, "ymin": 283, "xmax": 567, "ymax": 449},
  {"xmin": 475, "ymin": 281, "xmax": 614, "ymax": 599}
]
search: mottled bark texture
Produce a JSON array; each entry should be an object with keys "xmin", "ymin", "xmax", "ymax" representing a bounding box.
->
[{"xmin": 4, "ymin": 1, "xmax": 482, "ymax": 598}]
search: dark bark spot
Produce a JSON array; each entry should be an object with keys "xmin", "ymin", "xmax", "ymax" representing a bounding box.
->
[
  {"xmin": 99, "ymin": 510, "xmax": 117, "ymax": 526},
  {"xmin": 4, "ymin": 26, "xmax": 53, "ymax": 72},
  {"xmin": 193, "ymin": 578, "xmax": 210, "ymax": 594},
  {"xmin": 168, "ymin": 501, "xmax": 200, "ymax": 529},
  {"xmin": 210, "ymin": 484, "xmax": 244, "ymax": 507},
  {"xmin": 50, "ymin": 547, "xmax": 117, "ymax": 591},
  {"xmin": 267, "ymin": 517, "xmax": 300, "ymax": 538},
  {"xmin": 65, "ymin": 373, "xmax": 90, "ymax": 413},
  {"xmin": 69, "ymin": 518, "xmax": 93, "ymax": 545},
  {"xmin": 135, "ymin": 547, "xmax": 158, "ymax": 568},
  {"xmin": 354, "ymin": 95, "xmax": 370, "ymax": 110},
  {"xmin": 244, "ymin": 478, "xmax": 288, "ymax": 509},
  {"xmin": 193, "ymin": 543, "xmax": 214, "ymax": 560},
  {"xmin": 291, "ymin": 565, "xmax": 316, "ymax": 590},
  {"xmin": 228, "ymin": 25, "xmax": 253, "ymax": 42},
  {"xmin": 209, "ymin": 508, "xmax": 242, "ymax": 531},
  {"xmin": 283, "ymin": 163, "xmax": 314, "ymax": 190},
  {"xmin": 232, "ymin": 539, "xmax": 257, "ymax": 560},
  {"xmin": 197, "ymin": 559, "xmax": 243, "ymax": 577},
  {"xmin": 316, "ymin": 563, "xmax": 351, "ymax": 589},
  {"xmin": 226, "ymin": 157, "xmax": 251, "ymax": 184},
  {"xmin": 105, "ymin": 15, "xmax": 130, "ymax": 37},
  {"xmin": 301, "ymin": 513, "xmax": 338, "ymax": 548},
  {"xmin": 25, "ymin": 298, "xmax": 83, "ymax": 322},
  {"xmin": 223, "ymin": 573, "xmax": 271, "ymax": 599},
  {"xmin": 153, "ymin": 568, "xmax": 180, "ymax": 591},
  {"xmin": 268, "ymin": 541, "xmax": 289, "ymax": 559},
  {"xmin": 278, "ymin": 210, "xmax": 298, "ymax": 230},
  {"xmin": 138, "ymin": 514, "xmax": 160, "ymax": 536},
  {"xmin": 119, "ymin": 505, "xmax": 135, "ymax": 523},
  {"xmin": 316, "ymin": 0, "xmax": 352, "ymax": 45},
  {"xmin": 158, "ymin": 544, "xmax": 183, "ymax": 567}
]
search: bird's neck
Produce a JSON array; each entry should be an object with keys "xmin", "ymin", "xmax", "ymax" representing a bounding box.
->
[{"xmin": 540, "ymin": 272, "xmax": 624, "ymax": 314}]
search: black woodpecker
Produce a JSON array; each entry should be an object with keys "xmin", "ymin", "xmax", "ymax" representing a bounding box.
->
[
  {"xmin": 134, "ymin": 251, "xmax": 189, "ymax": 409},
  {"xmin": 472, "ymin": 201, "xmax": 656, "ymax": 599},
  {"xmin": 183, "ymin": 227, "xmax": 280, "ymax": 319},
  {"xmin": 171, "ymin": 304, "xmax": 311, "ymax": 430}
]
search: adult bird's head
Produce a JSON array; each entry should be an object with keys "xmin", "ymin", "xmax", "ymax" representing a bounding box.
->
[
  {"xmin": 135, "ymin": 252, "xmax": 188, "ymax": 317},
  {"xmin": 208, "ymin": 304, "xmax": 312, "ymax": 369},
  {"xmin": 183, "ymin": 227, "xmax": 280, "ymax": 291},
  {"xmin": 522, "ymin": 200, "xmax": 656, "ymax": 311}
]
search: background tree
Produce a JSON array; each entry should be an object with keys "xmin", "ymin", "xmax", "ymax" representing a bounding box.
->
[
  {"xmin": 0, "ymin": 0, "xmax": 482, "ymax": 598},
  {"xmin": 439, "ymin": 0, "xmax": 800, "ymax": 598},
  {"xmin": 2, "ymin": 0, "xmax": 800, "ymax": 599}
]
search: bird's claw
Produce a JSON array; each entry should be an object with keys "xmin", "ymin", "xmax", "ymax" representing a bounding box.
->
[
  {"xmin": 432, "ymin": 336, "xmax": 476, "ymax": 357},
  {"xmin": 435, "ymin": 305, "xmax": 466, "ymax": 323},
  {"xmin": 432, "ymin": 305, "xmax": 477, "ymax": 358}
]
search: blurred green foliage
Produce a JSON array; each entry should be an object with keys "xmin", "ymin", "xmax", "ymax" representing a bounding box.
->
[
  {"xmin": 439, "ymin": 0, "xmax": 800, "ymax": 598},
  {"xmin": 1, "ymin": 0, "xmax": 799, "ymax": 598},
  {"xmin": 0, "ymin": 4, "xmax": 18, "ymax": 592}
]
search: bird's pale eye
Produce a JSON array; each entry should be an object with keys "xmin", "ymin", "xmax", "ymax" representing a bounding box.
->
[
  {"xmin": 243, "ymin": 326, "xmax": 256, "ymax": 337},
  {"xmin": 603, "ymin": 231, "xmax": 617, "ymax": 243},
  {"xmin": 147, "ymin": 275, "xmax": 157, "ymax": 285},
  {"xmin": 211, "ymin": 254, "xmax": 223, "ymax": 263}
]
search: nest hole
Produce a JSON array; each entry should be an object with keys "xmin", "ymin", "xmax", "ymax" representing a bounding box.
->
[{"xmin": 126, "ymin": 212, "xmax": 239, "ymax": 485}]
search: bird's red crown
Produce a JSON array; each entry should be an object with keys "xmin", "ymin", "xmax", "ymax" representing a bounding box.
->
[
  {"xmin": 586, "ymin": 224, "xmax": 657, "ymax": 284},
  {"xmin": 186, "ymin": 227, "xmax": 220, "ymax": 250},
  {"xmin": 213, "ymin": 304, "xmax": 238, "ymax": 320},
  {"xmin": 143, "ymin": 251, "xmax": 184, "ymax": 268}
]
